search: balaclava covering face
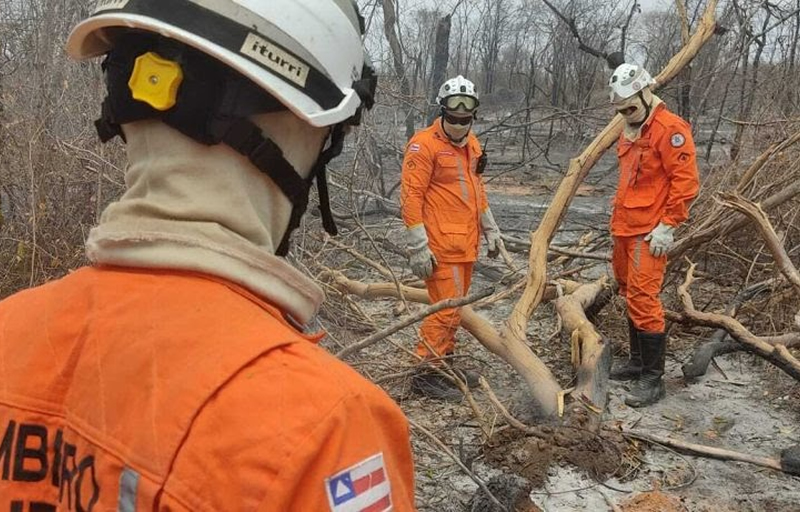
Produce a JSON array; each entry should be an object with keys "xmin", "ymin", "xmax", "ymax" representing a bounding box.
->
[
  {"xmin": 443, "ymin": 119, "xmax": 471, "ymax": 144},
  {"xmin": 615, "ymin": 87, "xmax": 654, "ymax": 126}
]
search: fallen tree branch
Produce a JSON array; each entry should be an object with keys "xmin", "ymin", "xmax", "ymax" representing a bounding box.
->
[
  {"xmin": 680, "ymin": 334, "xmax": 800, "ymax": 380},
  {"xmin": 718, "ymin": 192, "xmax": 800, "ymax": 329},
  {"xmin": 735, "ymin": 128, "xmax": 800, "ymax": 193},
  {"xmin": 554, "ymin": 277, "xmax": 613, "ymax": 415},
  {"xmin": 717, "ymin": 193, "xmax": 800, "ymax": 297},
  {"xmin": 501, "ymin": 233, "xmax": 610, "ymax": 261},
  {"xmin": 321, "ymin": 234, "xmax": 395, "ymax": 280},
  {"xmin": 549, "ymin": 246, "xmax": 612, "ymax": 261},
  {"xmin": 678, "ymin": 278, "xmax": 776, "ymax": 379},
  {"xmin": 480, "ymin": 376, "xmax": 540, "ymax": 435},
  {"xmin": 476, "ymin": 277, "xmax": 526, "ymax": 307},
  {"xmin": 671, "ymin": 179, "xmax": 800, "ymax": 261},
  {"xmin": 625, "ymin": 431, "xmax": 800, "ymax": 477},
  {"xmin": 326, "ymin": 270, "xmax": 570, "ymax": 416},
  {"xmin": 498, "ymin": 241, "xmax": 519, "ymax": 273},
  {"xmin": 322, "ymin": 271, "xmax": 557, "ymax": 394},
  {"xmin": 678, "ymin": 262, "xmax": 800, "ymax": 381},
  {"xmin": 409, "ymin": 418, "xmax": 506, "ymax": 509},
  {"xmin": 337, "ymin": 287, "xmax": 494, "ymax": 358}
]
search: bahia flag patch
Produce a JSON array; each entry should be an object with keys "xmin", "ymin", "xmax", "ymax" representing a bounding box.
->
[{"xmin": 326, "ymin": 453, "xmax": 392, "ymax": 512}]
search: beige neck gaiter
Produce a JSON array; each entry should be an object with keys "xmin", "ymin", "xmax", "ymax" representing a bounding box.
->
[
  {"xmin": 442, "ymin": 119, "xmax": 471, "ymax": 148},
  {"xmin": 86, "ymin": 115, "xmax": 328, "ymax": 324}
]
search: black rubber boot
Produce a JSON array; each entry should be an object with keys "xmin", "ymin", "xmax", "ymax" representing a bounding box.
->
[
  {"xmin": 451, "ymin": 367, "xmax": 481, "ymax": 388},
  {"xmin": 625, "ymin": 332, "xmax": 666, "ymax": 407},
  {"xmin": 610, "ymin": 318, "xmax": 642, "ymax": 381},
  {"xmin": 442, "ymin": 353, "xmax": 481, "ymax": 388},
  {"xmin": 411, "ymin": 371, "xmax": 464, "ymax": 401}
]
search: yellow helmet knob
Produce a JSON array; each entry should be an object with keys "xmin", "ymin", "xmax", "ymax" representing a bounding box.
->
[{"xmin": 128, "ymin": 52, "xmax": 184, "ymax": 111}]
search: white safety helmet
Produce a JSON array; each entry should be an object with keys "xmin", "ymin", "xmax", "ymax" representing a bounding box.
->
[
  {"xmin": 608, "ymin": 63, "xmax": 656, "ymax": 104},
  {"xmin": 437, "ymin": 75, "xmax": 479, "ymax": 111},
  {"xmin": 66, "ymin": 0, "xmax": 373, "ymax": 127}
]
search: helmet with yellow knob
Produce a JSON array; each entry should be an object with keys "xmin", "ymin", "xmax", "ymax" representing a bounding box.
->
[{"xmin": 65, "ymin": 0, "xmax": 377, "ymax": 254}]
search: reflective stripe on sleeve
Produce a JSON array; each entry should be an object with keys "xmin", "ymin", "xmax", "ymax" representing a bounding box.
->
[{"xmin": 118, "ymin": 467, "xmax": 140, "ymax": 512}]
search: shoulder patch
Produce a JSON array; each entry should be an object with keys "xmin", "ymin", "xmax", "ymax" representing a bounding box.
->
[
  {"xmin": 670, "ymin": 133, "xmax": 686, "ymax": 148},
  {"xmin": 326, "ymin": 453, "xmax": 392, "ymax": 511},
  {"xmin": 408, "ymin": 143, "xmax": 421, "ymax": 153}
]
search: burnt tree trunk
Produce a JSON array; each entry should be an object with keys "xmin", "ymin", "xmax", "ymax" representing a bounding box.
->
[
  {"xmin": 786, "ymin": 1, "xmax": 800, "ymax": 115},
  {"xmin": 731, "ymin": 8, "xmax": 770, "ymax": 161},
  {"xmin": 427, "ymin": 15, "xmax": 451, "ymax": 125},
  {"xmin": 382, "ymin": 0, "xmax": 415, "ymax": 140},
  {"xmin": 522, "ymin": 50, "xmax": 537, "ymax": 161}
]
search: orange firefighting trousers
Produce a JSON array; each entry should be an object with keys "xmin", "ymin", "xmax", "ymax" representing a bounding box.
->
[
  {"xmin": 612, "ymin": 235, "xmax": 667, "ymax": 332},
  {"xmin": 418, "ymin": 262, "xmax": 474, "ymax": 359}
]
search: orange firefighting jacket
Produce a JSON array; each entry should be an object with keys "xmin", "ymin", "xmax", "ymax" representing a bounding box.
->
[
  {"xmin": 401, "ymin": 120, "xmax": 489, "ymax": 263},
  {"xmin": 611, "ymin": 103, "xmax": 700, "ymax": 237},
  {"xmin": 0, "ymin": 266, "xmax": 415, "ymax": 511}
]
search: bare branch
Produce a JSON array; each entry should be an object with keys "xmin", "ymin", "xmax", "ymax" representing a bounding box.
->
[
  {"xmin": 717, "ymin": 193, "xmax": 800, "ymax": 297},
  {"xmin": 671, "ymin": 180, "xmax": 800, "ymax": 261},
  {"xmin": 735, "ymin": 128, "xmax": 800, "ymax": 193},
  {"xmin": 337, "ymin": 287, "xmax": 493, "ymax": 359},
  {"xmin": 621, "ymin": 1, "xmax": 641, "ymax": 55},
  {"xmin": 540, "ymin": 0, "xmax": 608, "ymax": 59},
  {"xmin": 409, "ymin": 418, "xmax": 506, "ymax": 509},
  {"xmin": 678, "ymin": 262, "xmax": 800, "ymax": 380},
  {"xmin": 549, "ymin": 246, "xmax": 612, "ymax": 261},
  {"xmin": 625, "ymin": 431, "xmax": 799, "ymax": 476}
]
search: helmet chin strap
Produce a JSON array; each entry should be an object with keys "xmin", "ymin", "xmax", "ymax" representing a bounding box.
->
[
  {"xmin": 275, "ymin": 124, "xmax": 344, "ymax": 256},
  {"xmin": 628, "ymin": 91, "xmax": 652, "ymax": 129}
]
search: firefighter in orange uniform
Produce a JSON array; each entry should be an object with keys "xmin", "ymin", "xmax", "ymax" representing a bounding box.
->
[
  {"xmin": 607, "ymin": 58, "xmax": 700, "ymax": 407},
  {"xmin": 0, "ymin": 1, "xmax": 416, "ymax": 510},
  {"xmin": 401, "ymin": 75, "xmax": 504, "ymax": 401}
]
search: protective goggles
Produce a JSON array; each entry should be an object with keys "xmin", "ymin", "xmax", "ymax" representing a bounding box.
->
[{"xmin": 441, "ymin": 94, "xmax": 479, "ymax": 112}]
